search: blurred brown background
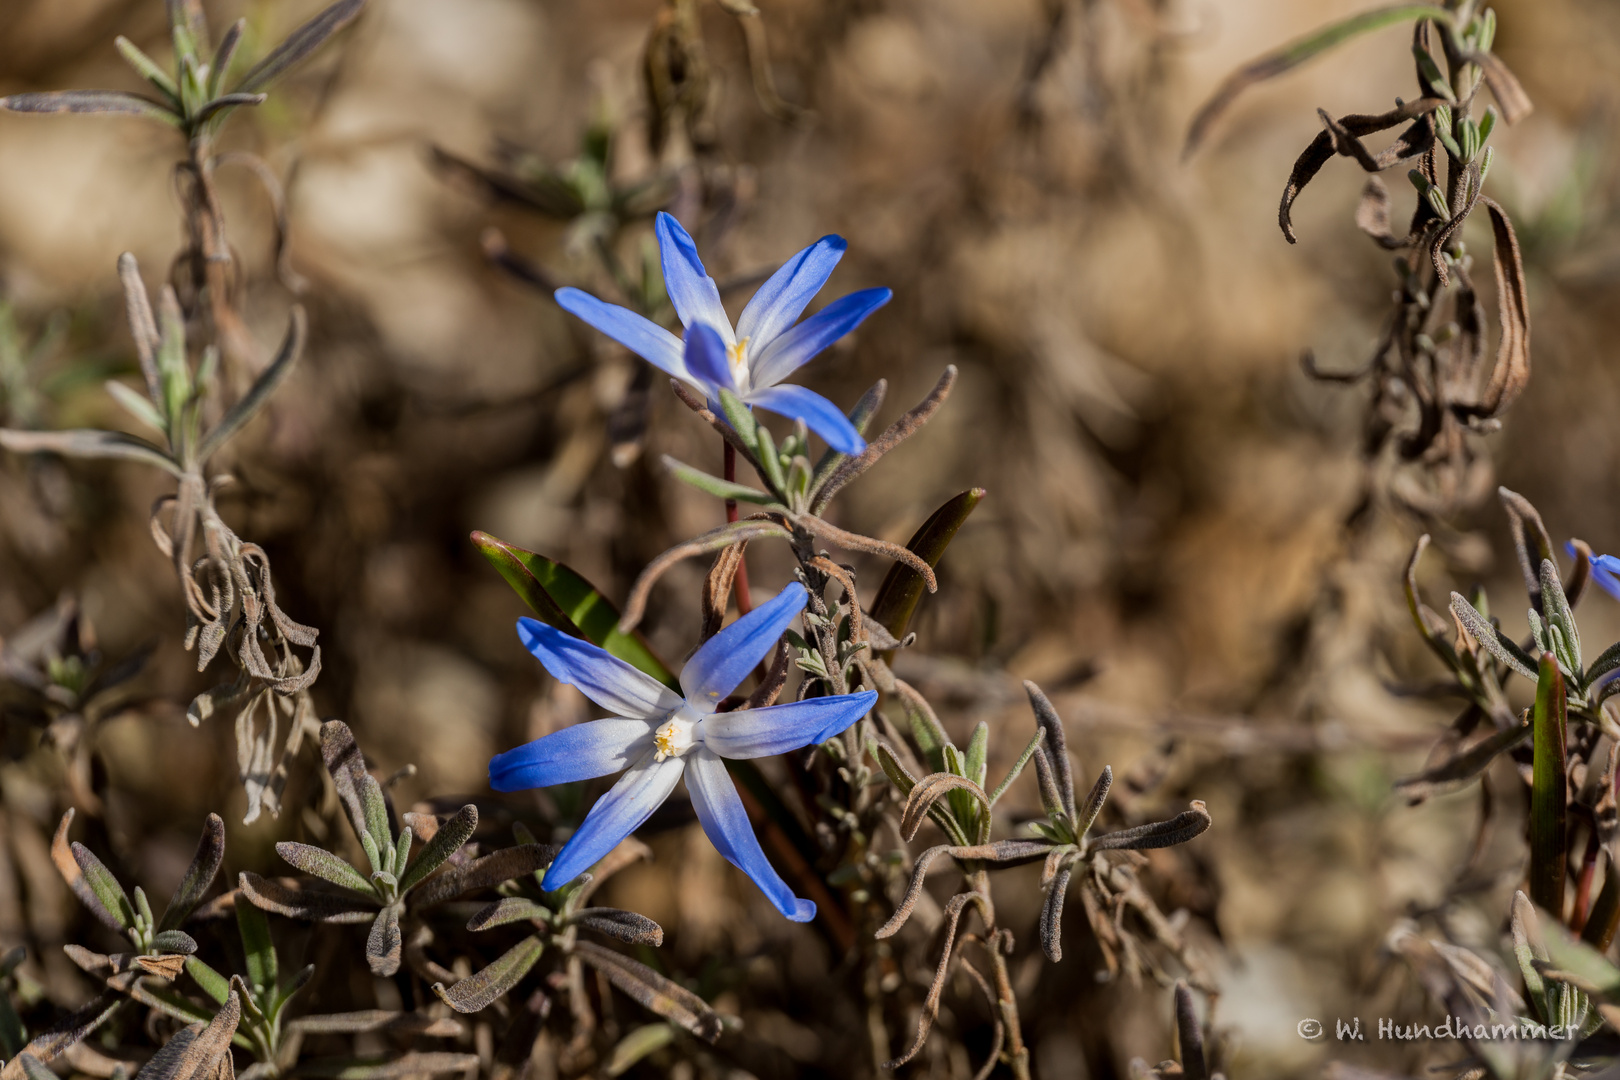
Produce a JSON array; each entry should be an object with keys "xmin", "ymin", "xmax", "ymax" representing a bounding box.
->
[{"xmin": 2, "ymin": 0, "xmax": 1620, "ymax": 1075}]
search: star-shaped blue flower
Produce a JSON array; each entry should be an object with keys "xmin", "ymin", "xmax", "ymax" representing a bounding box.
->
[
  {"xmin": 555, "ymin": 212, "xmax": 891, "ymax": 456},
  {"xmin": 490, "ymin": 584, "xmax": 876, "ymax": 921},
  {"xmin": 1589, "ymin": 547, "xmax": 1620, "ymax": 601}
]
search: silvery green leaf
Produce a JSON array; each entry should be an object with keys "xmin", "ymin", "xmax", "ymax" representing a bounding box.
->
[
  {"xmin": 238, "ymin": 872, "xmax": 376, "ymax": 924},
  {"xmin": 409, "ymin": 843, "xmax": 558, "ymax": 908},
  {"xmin": 573, "ymin": 941, "xmax": 722, "ymax": 1043},
  {"xmin": 275, "ymin": 842, "xmax": 375, "ymax": 896},
  {"xmin": 1450, "ymin": 592, "xmax": 1537, "ymax": 680},
  {"xmin": 70, "ymin": 842, "xmax": 135, "ymax": 930},
  {"xmin": 398, "ymin": 804, "xmax": 476, "ymax": 895},
  {"xmin": 196, "ymin": 307, "xmax": 304, "ymax": 462},
  {"xmin": 234, "ymin": 0, "xmax": 367, "ymax": 94},
  {"xmin": 569, "ymin": 908, "xmax": 664, "ymax": 946},
  {"xmin": 234, "ymin": 893, "xmax": 277, "ymax": 996},
  {"xmin": 208, "ymin": 20, "xmax": 246, "ymax": 98},
  {"xmin": 0, "ymin": 428, "xmax": 181, "ymax": 477},
  {"xmin": 0, "ymin": 91, "xmax": 180, "ymax": 126},
  {"xmin": 184, "ymin": 956, "xmax": 230, "ymax": 1006},
  {"xmin": 465, "ymin": 897, "xmax": 549, "ymax": 932},
  {"xmin": 160, "ymin": 813, "xmax": 225, "ymax": 932},
  {"xmin": 964, "ymin": 722, "xmax": 989, "ymax": 789},
  {"xmin": 365, "ymin": 903, "xmax": 402, "ymax": 977},
  {"xmin": 663, "ymin": 456, "xmax": 783, "ymax": 507},
  {"xmin": 1540, "ymin": 559, "xmax": 1580, "ymax": 673},
  {"xmin": 432, "ymin": 934, "xmax": 545, "ymax": 1014},
  {"xmin": 150, "ymin": 931, "xmax": 197, "ymax": 955}
]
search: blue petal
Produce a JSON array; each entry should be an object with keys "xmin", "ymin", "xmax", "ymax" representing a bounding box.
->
[
  {"xmin": 746, "ymin": 384, "xmax": 867, "ymax": 456},
  {"xmin": 1592, "ymin": 553, "xmax": 1620, "ymax": 601},
  {"xmin": 749, "ymin": 287, "xmax": 891, "ymax": 389},
  {"xmin": 679, "ymin": 585, "xmax": 807, "ymax": 709},
  {"xmin": 518, "ymin": 618, "xmax": 685, "ymax": 721},
  {"xmin": 701, "ymin": 691, "xmax": 876, "ymax": 759},
  {"xmin": 683, "ymin": 323, "xmax": 735, "ymax": 394},
  {"xmin": 655, "ymin": 213, "xmax": 734, "ymax": 343},
  {"xmin": 684, "ymin": 748, "xmax": 814, "ymax": 921},
  {"xmin": 540, "ymin": 751, "xmax": 685, "ymax": 891},
  {"xmin": 735, "ymin": 235, "xmax": 846, "ymax": 360},
  {"xmin": 489, "ymin": 719, "xmax": 654, "ymax": 792},
  {"xmin": 555, "ymin": 288, "xmax": 690, "ymax": 383}
]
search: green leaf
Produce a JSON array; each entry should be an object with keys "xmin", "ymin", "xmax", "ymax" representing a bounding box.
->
[
  {"xmin": 0, "ymin": 91, "xmax": 181, "ymax": 127},
  {"xmin": 869, "ymin": 489, "xmax": 985, "ymax": 660},
  {"xmin": 465, "ymin": 897, "xmax": 551, "ymax": 931},
  {"xmin": 716, "ymin": 388, "xmax": 759, "ymax": 456},
  {"xmin": 208, "ymin": 20, "xmax": 246, "ymax": 99},
  {"xmin": 115, "ymin": 37, "xmax": 181, "ymax": 103},
  {"xmin": 149, "ymin": 930, "xmax": 196, "ymax": 954},
  {"xmin": 234, "ymin": 893, "xmax": 278, "ymax": 997},
  {"xmin": 1542, "ymin": 915, "xmax": 1620, "ymax": 998},
  {"xmin": 1530, "ymin": 653, "xmax": 1568, "ymax": 916},
  {"xmin": 185, "ymin": 956, "xmax": 230, "ymax": 1006},
  {"xmin": 1541, "ymin": 559, "xmax": 1581, "ymax": 675},
  {"xmin": 275, "ymin": 842, "xmax": 375, "ymax": 897},
  {"xmin": 1183, "ymin": 4, "xmax": 1453, "ymax": 157},
  {"xmin": 432, "ymin": 934, "xmax": 545, "ymax": 1014},
  {"xmin": 606, "ymin": 1024, "xmax": 676, "ymax": 1077},
  {"xmin": 663, "ymin": 456, "xmax": 783, "ymax": 507},
  {"xmin": 869, "ymin": 737, "xmax": 918, "ymax": 796},
  {"xmin": 1449, "ymin": 592, "xmax": 1537, "ymax": 680},
  {"xmin": 161, "ymin": 813, "xmax": 225, "ymax": 932},
  {"xmin": 0, "ymin": 427, "xmax": 182, "ymax": 476},
  {"xmin": 399, "ymin": 805, "xmax": 477, "ymax": 895},
  {"xmin": 234, "ymin": 0, "xmax": 367, "ymax": 95},
  {"xmin": 359, "ymin": 773, "xmax": 392, "ymax": 858},
  {"xmin": 70, "ymin": 843, "xmax": 135, "ymax": 931},
  {"xmin": 964, "ymin": 722, "xmax": 989, "ymax": 789},
  {"xmin": 471, "ymin": 531, "xmax": 677, "ymax": 689},
  {"xmin": 986, "ymin": 728, "xmax": 1045, "ymax": 807},
  {"xmin": 908, "ymin": 710, "xmax": 948, "ymax": 774}
]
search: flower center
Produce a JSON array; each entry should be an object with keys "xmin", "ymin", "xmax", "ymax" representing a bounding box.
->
[
  {"xmin": 727, "ymin": 338, "xmax": 750, "ymax": 386},
  {"xmin": 653, "ymin": 712, "xmax": 700, "ymax": 761}
]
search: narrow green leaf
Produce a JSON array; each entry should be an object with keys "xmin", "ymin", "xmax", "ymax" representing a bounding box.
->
[
  {"xmin": 465, "ymin": 897, "xmax": 550, "ymax": 932},
  {"xmin": 1530, "ymin": 653, "xmax": 1568, "ymax": 916},
  {"xmin": 0, "ymin": 91, "xmax": 181, "ymax": 127},
  {"xmin": 115, "ymin": 37, "xmax": 180, "ymax": 103},
  {"xmin": 1543, "ymin": 912, "xmax": 1620, "ymax": 997},
  {"xmin": 275, "ymin": 842, "xmax": 375, "ymax": 897},
  {"xmin": 235, "ymin": 0, "xmax": 367, "ymax": 94},
  {"xmin": 606, "ymin": 1024, "xmax": 676, "ymax": 1077},
  {"xmin": 160, "ymin": 813, "xmax": 225, "ymax": 932},
  {"xmin": 196, "ymin": 306, "xmax": 303, "ymax": 462},
  {"xmin": 399, "ymin": 805, "xmax": 476, "ymax": 895},
  {"xmin": 870, "ymin": 489, "xmax": 985, "ymax": 660},
  {"xmin": 908, "ymin": 711, "xmax": 947, "ymax": 774},
  {"xmin": 1184, "ymin": 4, "xmax": 1453, "ymax": 156},
  {"xmin": 1541, "ymin": 559, "xmax": 1581, "ymax": 674},
  {"xmin": 869, "ymin": 737, "xmax": 918, "ymax": 796},
  {"xmin": 470, "ymin": 531, "xmax": 677, "ymax": 688},
  {"xmin": 716, "ymin": 388, "xmax": 759, "ymax": 456},
  {"xmin": 663, "ymin": 456, "xmax": 783, "ymax": 507},
  {"xmin": 964, "ymin": 722, "xmax": 989, "ymax": 789},
  {"xmin": 391, "ymin": 826, "xmax": 412, "ymax": 880},
  {"xmin": 0, "ymin": 427, "xmax": 182, "ymax": 476},
  {"xmin": 208, "ymin": 20, "xmax": 246, "ymax": 99},
  {"xmin": 1449, "ymin": 592, "xmax": 1538, "ymax": 680},
  {"xmin": 754, "ymin": 420, "xmax": 786, "ymax": 496},
  {"xmin": 185, "ymin": 956, "xmax": 231, "ymax": 1006},
  {"xmin": 432, "ymin": 934, "xmax": 545, "ymax": 1013},
  {"xmin": 234, "ymin": 893, "xmax": 278, "ymax": 995},
  {"xmin": 70, "ymin": 843, "xmax": 135, "ymax": 931},
  {"xmin": 986, "ymin": 728, "xmax": 1044, "ymax": 807},
  {"xmin": 359, "ymin": 773, "xmax": 392, "ymax": 857},
  {"xmin": 149, "ymin": 930, "xmax": 196, "ymax": 954}
]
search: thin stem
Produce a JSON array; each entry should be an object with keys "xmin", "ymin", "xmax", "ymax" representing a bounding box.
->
[
  {"xmin": 1574, "ymin": 826, "xmax": 1601, "ymax": 933},
  {"xmin": 967, "ymin": 869, "xmax": 1030, "ymax": 1080},
  {"xmin": 723, "ymin": 441, "xmax": 753, "ymax": 614}
]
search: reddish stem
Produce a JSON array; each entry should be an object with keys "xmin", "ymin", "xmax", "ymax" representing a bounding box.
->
[
  {"xmin": 1575, "ymin": 826, "xmax": 1601, "ymax": 933},
  {"xmin": 723, "ymin": 441, "xmax": 753, "ymax": 614}
]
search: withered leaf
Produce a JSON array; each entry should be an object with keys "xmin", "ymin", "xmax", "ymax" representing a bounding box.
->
[{"xmin": 573, "ymin": 941, "xmax": 723, "ymax": 1043}]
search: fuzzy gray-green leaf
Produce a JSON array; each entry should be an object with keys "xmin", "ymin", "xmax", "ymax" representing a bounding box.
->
[{"xmin": 398, "ymin": 804, "xmax": 476, "ymax": 895}]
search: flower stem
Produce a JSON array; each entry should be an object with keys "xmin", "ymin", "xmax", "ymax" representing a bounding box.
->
[
  {"xmin": 969, "ymin": 869, "xmax": 1031, "ymax": 1080},
  {"xmin": 723, "ymin": 441, "xmax": 753, "ymax": 614}
]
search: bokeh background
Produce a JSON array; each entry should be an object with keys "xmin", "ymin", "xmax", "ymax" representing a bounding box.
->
[{"xmin": 2, "ymin": 0, "xmax": 1620, "ymax": 1076}]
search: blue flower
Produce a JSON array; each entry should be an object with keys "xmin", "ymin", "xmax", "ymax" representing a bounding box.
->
[
  {"xmin": 555, "ymin": 212, "xmax": 891, "ymax": 456},
  {"xmin": 489, "ymin": 584, "xmax": 876, "ymax": 921},
  {"xmin": 1586, "ymin": 546, "xmax": 1620, "ymax": 602}
]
